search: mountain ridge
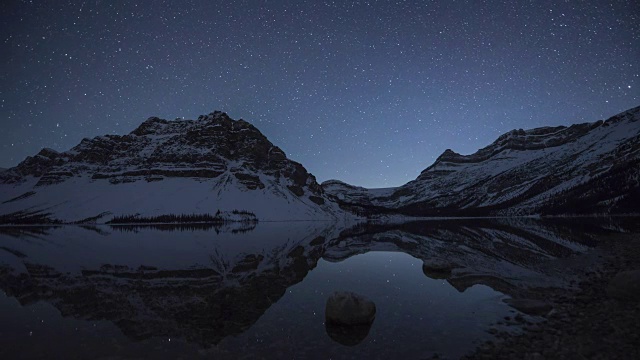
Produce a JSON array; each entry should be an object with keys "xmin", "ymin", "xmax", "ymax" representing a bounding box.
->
[
  {"xmin": 1, "ymin": 106, "xmax": 639, "ymax": 223},
  {"xmin": 0, "ymin": 111, "xmax": 344, "ymax": 223},
  {"xmin": 323, "ymin": 105, "xmax": 640, "ymax": 216}
]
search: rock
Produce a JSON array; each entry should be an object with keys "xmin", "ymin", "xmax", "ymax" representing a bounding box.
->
[
  {"xmin": 422, "ymin": 259, "xmax": 455, "ymax": 279},
  {"xmin": 422, "ymin": 259, "xmax": 454, "ymax": 271},
  {"xmin": 504, "ymin": 298, "xmax": 553, "ymax": 316},
  {"xmin": 325, "ymin": 291, "xmax": 376, "ymax": 326},
  {"xmin": 325, "ymin": 322, "xmax": 372, "ymax": 346},
  {"xmin": 607, "ymin": 270, "xmax": 640, "ymax": 301}
]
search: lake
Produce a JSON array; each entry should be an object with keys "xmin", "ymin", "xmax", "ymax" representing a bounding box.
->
[{"xmin": 0, "ymin": 218, "xmax": 635, "ymax": 359}]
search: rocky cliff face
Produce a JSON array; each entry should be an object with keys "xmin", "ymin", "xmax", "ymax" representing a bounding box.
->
[
  {"xmin": 323, "ymin": 106, "xmax": 640, "ymax": 216},
  {"xmin": 0, "ymin": 111, "xmax": 341, "ymax": 223}
]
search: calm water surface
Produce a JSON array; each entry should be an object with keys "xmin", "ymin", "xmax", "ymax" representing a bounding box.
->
[{"xmin": 0, "ymin": 218, "xmax": 634, "ymax": 359}]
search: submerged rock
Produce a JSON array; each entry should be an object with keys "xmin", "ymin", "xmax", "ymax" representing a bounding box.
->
[
  {"xmin": 325, "ymin": 322, "xmax": 373, "ymax": 346},
  {"xmin": 607, "ymin": 270, "xmax": 640, "ymax": 301},
  {"xmin": 422, "ymin": 259, "xmax": 456, "ymax": 279},
  {"xmin": 325, "ymin": 291, "xmax": 376, "ymax": 326},
  {"xmin": 503, "ymin": 298, "xmax": 553, "ymax": 316}
]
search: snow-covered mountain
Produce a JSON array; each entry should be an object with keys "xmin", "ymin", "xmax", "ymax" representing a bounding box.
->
[
  {"xmin": 2, "ymin": 106, "xmax": 638, "ymax": 223},
  {"xmin": 0, "ymin": 111, "xmax": 344, "ymax": 223},
  {"xmin": 324, "ymin": 106, "xmax": 640, "ymax": 216}
]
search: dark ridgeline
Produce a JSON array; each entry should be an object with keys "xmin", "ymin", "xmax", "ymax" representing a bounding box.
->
[
  {"xmin": 0, "ymin": 210, "xmax": 63, "ymax": 225},
  {"xmin": 106, "ymin": 210, "xmax": 257, "ymax": 224}
]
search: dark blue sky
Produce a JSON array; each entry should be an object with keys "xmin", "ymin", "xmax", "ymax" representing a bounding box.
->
[{"xmin": 2, "ymin": 0, "xmax": 639, "ymax": 187}]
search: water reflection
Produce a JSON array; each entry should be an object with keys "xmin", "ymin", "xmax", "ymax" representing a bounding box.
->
[
  {"xmin": 0, "ymin": 218, "xmax": 635, "ymax": 359},
  {"xmin": 325, "ymin": 322, "xmax": 373, "ymax": 347},
  {"xmin": 109, "ymin": 221, "xmax": 258, "ymax": 234}
]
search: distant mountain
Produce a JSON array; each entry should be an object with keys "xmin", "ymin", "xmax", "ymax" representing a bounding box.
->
[
  {"xmin": 0, "ymin": 111, "xmax": 343, "ymax": 223},
  {"xmin": 2, "ymin": 106, "xmax": 638, "ymax": 224},
  {"xmin": 324, "ymin": 105, "xmax": 640, "ymax": 216}
]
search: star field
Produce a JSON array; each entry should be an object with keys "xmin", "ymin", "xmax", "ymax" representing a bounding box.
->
[{"xmin": 2, "ymin": 0, "xmax": 639, "ymax": 187}]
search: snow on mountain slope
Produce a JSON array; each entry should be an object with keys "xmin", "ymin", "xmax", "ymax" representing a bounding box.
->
[
  {"xmin": 323, "ymin": 105, "xmax": 640, "ymax": 216},
  {"xmin": 0, "ymin": 111, "xmax": 345, "ymax": 223},
  {"xmin": 320, "ymin": 180, "xmax": 395, "ymax": 205}
]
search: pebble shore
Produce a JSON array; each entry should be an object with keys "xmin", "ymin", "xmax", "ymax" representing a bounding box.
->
[{"xmin": 464, "ymin": 233, "xmax": 640, "ymax": 360}]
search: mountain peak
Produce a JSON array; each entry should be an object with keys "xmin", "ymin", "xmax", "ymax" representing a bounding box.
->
[
  {"xmin": 37, "ymin": 148, "xmax": 60, "ymax": 159},
  {"xmin": 0, "ymin": 111, "xmax": 343, "ymax": 223},
  {"xmin": 130, "ymin": 116, "xmax": 170, "ymax": 136},
  {"xmin": 424, "ymin": 108, "xmax": 639, "ymax": 172},
  {"xmin": 437, "ymin": 149, "xmax": 459, "ymax": 160},
  {"xmin": 386, "ymin": 105, "xmax": 640, "ymax": 215},
  {"xmin": 128, "ymin": 111, "xmax": 261, "ymax": 138}
]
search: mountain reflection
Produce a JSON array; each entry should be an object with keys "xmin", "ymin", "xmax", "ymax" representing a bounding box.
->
[{"xmin": 0, "ymin": 218, "xmax": 633, "ymax": 349}]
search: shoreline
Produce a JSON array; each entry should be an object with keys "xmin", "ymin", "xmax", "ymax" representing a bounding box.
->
[
  {"xmin": 465, "ymin": 233, "xmax": 640, "ymax": 359},
  {"xmin": 1, "ymin": 214, "xmax": 639, "ymax": 227}
]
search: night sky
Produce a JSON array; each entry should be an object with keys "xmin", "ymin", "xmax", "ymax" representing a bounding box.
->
[{"xmin": 2, "ymin": 1, "xmax": 639, "ymax": 188}]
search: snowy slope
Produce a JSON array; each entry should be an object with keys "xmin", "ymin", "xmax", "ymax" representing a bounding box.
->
[
  {"xmin": 321, "ymin": 180, "xmax": 395, "ymax": 205},
  {"xmin": 323, "ymin": 105, "xmax": 640, "ymax": 216},
  {"xmin": 0, "ymin": 111, "xmax": 346, "ymax": 223}
]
